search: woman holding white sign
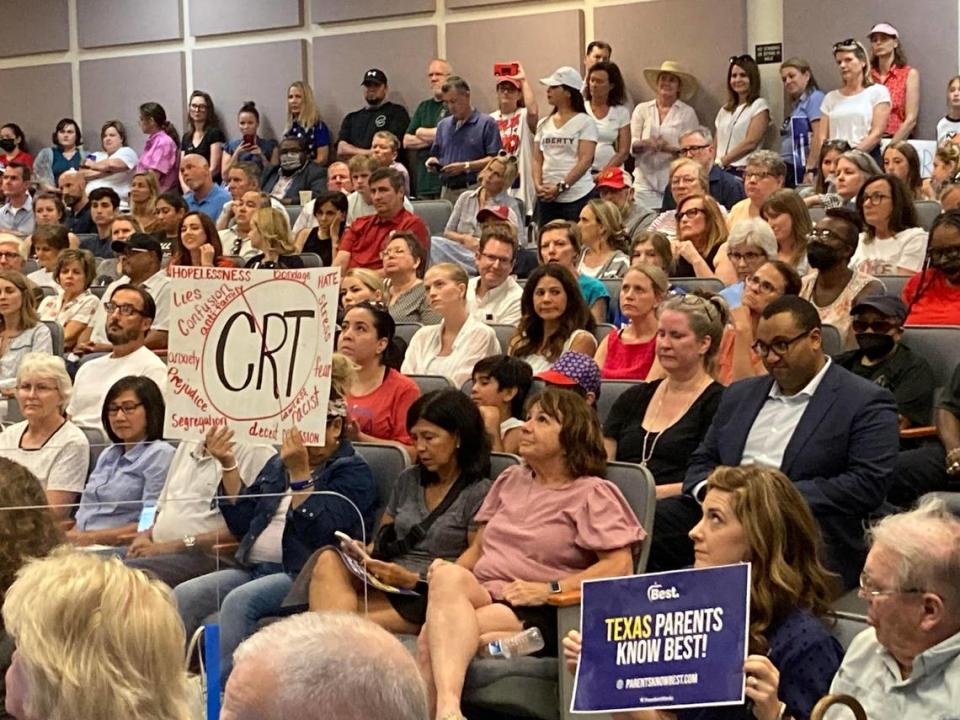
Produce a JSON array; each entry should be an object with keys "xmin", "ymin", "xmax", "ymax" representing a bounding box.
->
[
  {"xmin": 173, "ymin": 354, "xmax": 378, "ymax": 684},
  {"xmin": 563, "ymin": 465, "xmax": 843, "ymax": 720},
  {"xmin": 401, "ymin": 263, "xmax": 500, "ymax": 388}
]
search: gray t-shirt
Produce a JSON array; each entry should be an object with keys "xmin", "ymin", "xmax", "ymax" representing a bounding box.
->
[{"xmin": 384, "ymin": 467, "xmax": 491, "ymax": 574}]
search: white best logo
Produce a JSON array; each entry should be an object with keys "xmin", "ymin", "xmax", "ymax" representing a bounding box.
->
[{"xmin": 647, "ymin": 583, "xmax": 680, "ymax": 601}]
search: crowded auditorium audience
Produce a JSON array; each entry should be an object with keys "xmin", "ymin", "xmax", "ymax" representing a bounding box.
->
[{"xmin": 3, "ymin": 14, "xmax": 960, "ymax": 719}]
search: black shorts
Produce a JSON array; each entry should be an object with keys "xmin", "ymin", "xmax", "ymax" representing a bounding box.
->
[
  {"xmin": 492, "ymin": 600, "xmax": 559, "ymax": 657},
  {"xmin": 385, "ymin": 582, "xmax": 430, "ymax": 626}
]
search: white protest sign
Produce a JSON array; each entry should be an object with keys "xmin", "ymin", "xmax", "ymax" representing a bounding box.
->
[{"xmin": 164, "ymin": 265, "xmax": 340, "ymax": 445}]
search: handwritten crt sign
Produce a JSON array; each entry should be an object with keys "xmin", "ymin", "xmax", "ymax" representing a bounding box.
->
[
  {"xmin": 572, "ymin": 564, "xmax": 750, "ymax": 714},
  {"xmin": 164, "ymin": 265, "xmax": 340, "ymax": 445}
]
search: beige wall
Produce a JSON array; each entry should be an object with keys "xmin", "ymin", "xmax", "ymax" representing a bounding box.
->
[{"xmin": 1, "ymin": 0, "xmax": 955, "ymax": 157}]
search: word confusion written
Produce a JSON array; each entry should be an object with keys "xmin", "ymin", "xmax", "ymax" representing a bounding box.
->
[
  {"xmin": 573, "ymin": 564, "xmax": 750, "ymax": 714},
  {"xmin": 164, "ymin": 266, "xmax": 340, "ymax": 445}
]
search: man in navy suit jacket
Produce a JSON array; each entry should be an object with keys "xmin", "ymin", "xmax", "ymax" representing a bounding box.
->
[{"xmin": 650, "ymin": 296, "xmax": 899, "ymax": 589}]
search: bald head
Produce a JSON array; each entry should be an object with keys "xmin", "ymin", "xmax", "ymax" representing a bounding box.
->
[
  {"xmin": 57, "ymin": 170, "xmax": 86, "ymax": 206},
  {"xmin": 223, "ymin": 612, "xmax": 428, "ymax": 720},
  {"xmin": 180, "ymin": 153, "xmax": 213, "ymax": 193}
]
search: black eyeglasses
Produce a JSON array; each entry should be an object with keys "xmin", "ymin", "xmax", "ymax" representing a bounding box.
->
[
  {"xmin": 104, "ymin": 302, "xmax": 145, "ymax": 317},
  {"xmin": 752, "ymin": 329, "xmax": 813, "ymax": 358},
  {"xmin": 852, "ymin": 319, "xmax": 897, "ymax": 334},
  {"xmin": 728, "ymin": 250, "xmax": 766, "ymax": 263},
  {"xmin": 676, "ymin": 207, "xmax": 706, "ymax": 221},
  {"xmin": 679, "ymin": 144, "xmax": 710, "ymax": 156}
]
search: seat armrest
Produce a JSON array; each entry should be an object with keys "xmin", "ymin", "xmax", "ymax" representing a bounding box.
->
[
  {"xmin": 899, "ymin": 425, "xmax": 937, "ymax": 439},
  {"xmin": 547, "ymin": 590, "xmax": 582, "ymax": 607},
  {"xmin": 211, "ymin": 541, "xmax": 240, "ymax": 555}
]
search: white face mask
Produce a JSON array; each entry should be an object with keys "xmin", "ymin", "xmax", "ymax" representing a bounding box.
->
[{"xmin": 280, "ymin": 152, "xmax": 304, "ymax": 173}]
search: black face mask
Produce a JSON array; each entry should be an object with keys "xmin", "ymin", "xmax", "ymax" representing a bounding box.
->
[
  {"xmin": 806, "ymin": 240, "xmax": 842, "ymax": 270},
  {"xmin": 0, "ymin": 138, "xmax": 16, "ymax": 152},
  {"xmin": 855, "ymin": 332, "xmax": 896, "ymax": 360}
]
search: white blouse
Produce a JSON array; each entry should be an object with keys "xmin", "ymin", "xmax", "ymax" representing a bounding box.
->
[
  {"xmin": 715, "ymin": 98, "xmax": 770, "ymax": 168},
  {"xmin": 401, "ymin": 314, "xmax": 501, "ymax": 388},
  {"xmin": 630, "ymin": 99, "xmax": 699, "ymax": 195}
]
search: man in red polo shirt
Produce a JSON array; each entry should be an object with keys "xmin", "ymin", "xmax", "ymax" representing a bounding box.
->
[{"xmin": 333, "ymin": 167, "xmax": 429, "ymax": 271}]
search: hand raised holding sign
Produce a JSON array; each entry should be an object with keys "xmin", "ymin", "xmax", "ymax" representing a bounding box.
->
[
  {"xmin": 281, "ymin": 426, "xmax": 311, "ymax": 481},
  {"xmin": 199, "ymin": 243, "xmax": 217, "ymax": 267},
  {"xmin": 744, "ymin": 655, "xmax": 782, "ymax": 720},
  {"xmin": 205, "ymin": 426, "xmax": 237, "ymax": 466}
]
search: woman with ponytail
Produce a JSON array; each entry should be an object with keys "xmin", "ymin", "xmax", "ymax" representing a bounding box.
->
[
  {"xmin": 338, "ymin": 300, "xmax": 420, "ymax": 458},
  {"xmin": 135, "ymin": 102, "xmax": 180, "ymax": 193}
]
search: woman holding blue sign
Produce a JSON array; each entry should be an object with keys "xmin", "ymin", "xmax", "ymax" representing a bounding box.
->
[
  {"xmin": 564, "ymin": 465, "xmax": 843, "ymax": 720},
  {"xmin": 419, "ymin": 388, "xmax": 645, "ymax": 720},
  {"xmin": 779, "ymin": 58, "xmax": 824, "ymax": 188}
]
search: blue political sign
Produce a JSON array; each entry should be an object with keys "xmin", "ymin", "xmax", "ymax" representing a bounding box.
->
[
  {"xmin": 791, "ymin": 117, "xmax": 813, "ymax": 186},
  {"xmin": 572, "ymin": 564, "xmax": 751, "ymax": 714}
]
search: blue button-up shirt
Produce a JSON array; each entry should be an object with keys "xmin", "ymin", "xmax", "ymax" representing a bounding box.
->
[
  {"xmin": 430, "ymin": 109, "xmax": 502, "ymax": 186},
  {"xmin": 0, "ymin": 194, "xmax": 34, "ymax": 237},
  {"xmin": 74, "ymin": 440, "xmax": 176, "ymax": 531},
  {"xmin": 185, "ymin": 183, "xmax": 231, "ymax": 222}
]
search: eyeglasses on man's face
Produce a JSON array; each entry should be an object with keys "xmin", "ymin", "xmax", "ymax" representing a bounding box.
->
[
  {"xmin": 751, "ymin": 329, "xmax": 812, "ymax": 358},
  {"xmin": 105, "ymin": 302, "xmax": 145, "ymax": 317}
]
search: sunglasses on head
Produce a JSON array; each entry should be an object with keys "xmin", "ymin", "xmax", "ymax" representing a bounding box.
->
[
  {"xmin": 729, "ymin": 54, "xmax": 752, "ymax": 65},
  {"xmin": 833, "ymin": 39, "xmax": 863, "ymax": 52}
]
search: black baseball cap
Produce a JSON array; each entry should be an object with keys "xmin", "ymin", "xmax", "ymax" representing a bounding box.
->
[
  {"xmin": 851, "ymin": 294, "xmax": 907, "ymax": 323},
  {"xmin": 112, "ymin": 232, "xmax": 162, "ymax": 259},
  {"xmin": 362, "ymin": 68, "xmax": 388, "ymax": 86}
]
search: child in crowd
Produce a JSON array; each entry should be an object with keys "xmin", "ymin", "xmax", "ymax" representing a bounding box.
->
[
  {"xmin": 535, "ymin": 350, "xmax": 602, "ymax": 408},
  {"xmin": 370, "ymin": 131, "xmax": 410, "ymax": 197},
  {"xmin": 937, "ymin": 75, "xmax": 960, "ymax": 144},
  {"xmin": 469, "ymin": 354, "xmax": 532, "ymax": 454}
]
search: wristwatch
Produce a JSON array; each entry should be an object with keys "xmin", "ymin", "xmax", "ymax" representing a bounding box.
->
[
  {"xmin": 549, "ymin": 580, "xmax": 562, "ymax": 594},
  {"xmin": 182, "ymin": 535, "xmax": 197, "ymax": 550},
  {"xmin": 557, "ymin": 181, "xmax": 569, "ymax": 193}
]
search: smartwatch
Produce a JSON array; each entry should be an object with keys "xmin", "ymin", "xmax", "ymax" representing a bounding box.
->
[
  {"xmin": 549, "ymin": 580, "xmax": 562, "ymax": 594},
  {"xmin": 182, "ymin": 535, "xmax": 197, "ymax": 550}
]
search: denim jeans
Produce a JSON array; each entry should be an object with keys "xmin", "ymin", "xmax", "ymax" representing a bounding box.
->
[{"xmin": 173, "ymin": 562, "xmax": 292, "ymax": 682}]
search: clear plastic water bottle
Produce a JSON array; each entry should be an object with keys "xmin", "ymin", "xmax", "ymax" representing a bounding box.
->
[{"xmin": 485, "ymin": 628, "xmax": 545, "ymax": 658}]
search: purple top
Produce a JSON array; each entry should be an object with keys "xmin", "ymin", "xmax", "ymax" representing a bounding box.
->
[{"xmin": 136, "ymin": 130, "xmax": 179, "ymax": 193}]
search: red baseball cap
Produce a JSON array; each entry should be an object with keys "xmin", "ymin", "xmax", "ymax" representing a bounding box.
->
[
  {"xmin": 477, "ymin": 204, "xmax": 512, "ymax": 222},
  {"xmin": 595, "ymin": 167, "xmax": 632, "ymax": 190}
]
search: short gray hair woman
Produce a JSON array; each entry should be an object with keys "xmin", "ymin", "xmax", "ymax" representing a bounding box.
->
[
  {"xmin": 0, "ymin": 352, "xmax": 90, "ymax": 518},
  {"xmin": 720, "ymin": 218, "xmax": 778, "ymax": 309}
]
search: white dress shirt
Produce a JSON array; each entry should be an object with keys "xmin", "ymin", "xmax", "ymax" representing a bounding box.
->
[{"xmin": 466, "ymin": 276, "xmax": 523, "ymax": 326}]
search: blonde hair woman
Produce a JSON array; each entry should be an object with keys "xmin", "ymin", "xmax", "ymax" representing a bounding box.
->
[
  {"xmin": 820, "ymin": 39, "xmax": 891, "ymax": 158},
  {"xmin": 340, "ymin": 268, "xmax": 385, "ymax": 311},
  {"xmin": 400, "ymin": 262, "xmax": 500, "ymax": 387},
  {"xmin": 128, "ymin": 171, "xmax": 159, "ymax": 232},
  {"xmin": 595, "ymin": 263, "xmax": 668, "ymax": 380},
  {"xmin": 3, "ymin": 549, "xmax": 193, "ymax": 720},
  {"xmin": 285, "ymin": 80, "xmax": 331, "ymax": 165},
  {"xmin": 0, "ymin": 270, "xmax": 53, "ymax": 415},
  {"xmin": 576, "ymin": 198, "xmax": 629, "ymax": 279},
  {"xmin": 245, "ymin": 207, "xmax": 302, "ymax": 269}
]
